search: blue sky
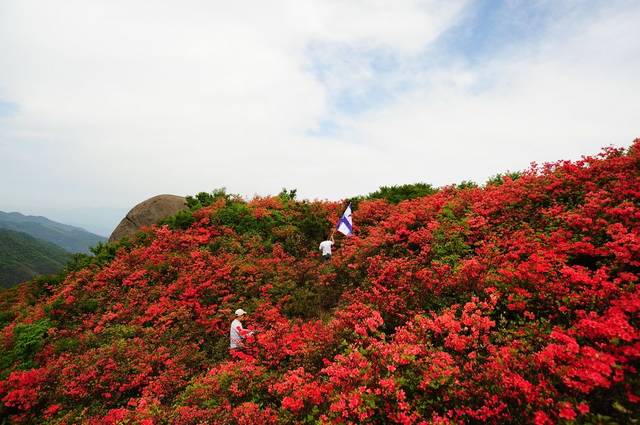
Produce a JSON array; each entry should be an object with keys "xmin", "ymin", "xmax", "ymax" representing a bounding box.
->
[
  {"xmin": 444, "ymin": 0, "xmax": 554, "ymax": 62},
  {"xmin": 0, "ymin": 0, "xmax": 638, "ymax": 235},
  {"xmin": 0, "ymin": 101, "xmax": 17, "ymax": 118},
  {"xmin": 306, "ymin": 0, "xmax": 616, "ymax": 134},
  {"xmin": 304, "ymin": 0, "xmax": 556, "ymax": 136}
]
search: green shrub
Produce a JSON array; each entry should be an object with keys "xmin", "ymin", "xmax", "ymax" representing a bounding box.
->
[
  {"xmin": 212, "ymin": 202, "xmax": 260, "ymax": 234},
  {"xmin": 485, "ymin": 171, "xmax": 522, "ymax": 186},
  {"xmin": 54, "ymin": 336, "xmax": 80, "ymax": 354},
  {"xmin": 14, "ymin": 319, "xmax": 52, "ymax": 358},
  {"xmin": 44, "ymin": 297, "xmax": 65, "ymax": 320},
  {"xmin": 0, "ymin": 310, "xmax": 16, "ymax": 328},
  {"xmin": 1, "ymin": 318, "xmax": 52, "ymax": 371},
  {"xmin": 205, "ymin": 335, "xmax": 232, "ymax": 363},
  {"xmin": 90, "ymin": 241, "xmax": 123, "ymax": 265},
  {"xmin": 281, "ymin": 284, "xmax": 340, "ymax": 319},
  {"xmin": 430, "ymin": 205, "xmax": 471, "ymax": 267},
  {"xmin": 64, "ymin": 253, "xmax": 94, "ymax": 273},
  {"xmin": 161, "ymin": 209, "xmax": 196, "ymax": 230},
  {"xmin": 103, "ymin": 324, "xmax": 138, "ymax": 340},
  {"xmin": 457, "ymin": 180, "xmax": 479, "ymax": 189},
  {"xmin": 367, "ymin": 183, "xmax": 437, "ymax": 204},
  {"xmin": 282, "ymin": 286, "xmax": 323, "ymax": 318},
  {"xmin": 186, "ymin": 188, "xmax": 230, "ymax": 211},
  {"xmin": 78, "ymin": 298, "xmax": 99, "ymax": 313},
  {"xmin": 278, "ymin": 188, "xmax": 297, "ymax": 202},
  {"xmin": 298, "ymin": 207, "xmax": 331, "ymax": 242}
]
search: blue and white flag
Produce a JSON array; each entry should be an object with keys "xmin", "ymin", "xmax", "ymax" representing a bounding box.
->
[{"xmin": 336, "ymin": 203, "xmax": 353, "ymax": 236}]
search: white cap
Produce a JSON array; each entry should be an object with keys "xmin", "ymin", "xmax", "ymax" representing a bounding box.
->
[{"xmin": 235, "ymin": 309, "xmax": 247, "ymax": 316}]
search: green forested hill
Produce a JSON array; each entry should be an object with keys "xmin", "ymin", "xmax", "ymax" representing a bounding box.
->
[
  {"xmin": 0, "ymin": 229, "xmax": 72, "ymax": 288},
  {"xmin": 0, "ymin": 211, "xmax": 106, "ymax": 253}
]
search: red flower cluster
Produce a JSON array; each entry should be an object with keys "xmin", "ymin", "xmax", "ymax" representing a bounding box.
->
[{"xmin": 1, "ymin": 141, "xmax": 640, "ymax": 423}]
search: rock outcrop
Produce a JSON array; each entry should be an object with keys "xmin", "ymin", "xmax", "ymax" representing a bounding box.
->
[{"xmin": 109, "ymin": 194, "xmax": 187, "ymax": 242}]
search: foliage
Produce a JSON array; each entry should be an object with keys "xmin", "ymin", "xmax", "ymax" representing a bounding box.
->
[
  {"xmin": 1, "ymin": 319, "xmax": 51, "ymax": 374},
  {"xmin": 1, "ymin": 140, "xmax": 640, "ymax": 423},
  {"xmin": 278, "ymin": 188, "xmax": 298, "ymax": 202},
  {"xmin": 186, "ymin": 188, "xmax": 230, "ymax": 210},
  {"xmin": 0, "ymin": 229, "xmax": 72, "ymax": 288},
  {"xmin": 367, "ymin": 183, "xmax": 437, "ymax": 204},
  {"xmin": 456, "ymin": 180, "xmax": 479, "ymax": 190},
  {"xmin": 485, "ymin": 171, "xmax": 522, "ymax": 186}
]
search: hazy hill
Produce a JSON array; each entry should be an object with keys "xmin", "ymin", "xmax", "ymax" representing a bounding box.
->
[
  {"xmin": 16, "ymin": 206, "xmax": 129, "ymax": 238},
  {"xmin": 0, "ymin": 229, "xmax": 72, "ymax": 288},
  {"xmin": 0, "ymin": 141, "xmax": 639, "ymax": 423},
  {"xmin": 0, "ymin": 211, "xmax": 106, "ymax": 254}
]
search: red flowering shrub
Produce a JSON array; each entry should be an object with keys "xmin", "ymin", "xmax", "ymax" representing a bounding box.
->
[
  {"xmin": 1, "ymin": 140, "xmax": 640, "ymax": 423},
  {"xmin": 1, "ymin": 368, "xmax": 48, "ymax": 411}
]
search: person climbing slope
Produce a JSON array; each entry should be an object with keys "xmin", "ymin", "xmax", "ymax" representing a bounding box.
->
[
  {"xmin": 319, "ymin": 234, "xmax": 335, "ymax": 261},
  {"xmin": 318, "ymin": 202, "xmax": 353, "ymax": 260}
]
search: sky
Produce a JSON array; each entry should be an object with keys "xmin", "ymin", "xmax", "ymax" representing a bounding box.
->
[{"xmin": 1, "ymin": 0, "xmax": 639, "ymax": 236}]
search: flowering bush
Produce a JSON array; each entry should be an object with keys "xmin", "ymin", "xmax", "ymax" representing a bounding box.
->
[{"xmin": 1, "ymin": 140, "xmax": 640, "ymax": 423}]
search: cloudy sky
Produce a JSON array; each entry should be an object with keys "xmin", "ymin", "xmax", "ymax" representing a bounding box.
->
[{"xmin": 1, "ymin": 0, "xmax": 639, "ymax": 235}]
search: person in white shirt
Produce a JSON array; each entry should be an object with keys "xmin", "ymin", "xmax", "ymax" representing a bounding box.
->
[
  {"xmin": 319, "ymin": 234, "xmax": 335, "ymax": 261},
  {"xmin": 229, "ymin": 308, "xmax": 251, "ymax": 350}
]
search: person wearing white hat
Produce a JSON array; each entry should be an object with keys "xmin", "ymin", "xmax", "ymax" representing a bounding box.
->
[{"xmin": 229, "ymin": 308, "xmax": 251, "ymax": 350}]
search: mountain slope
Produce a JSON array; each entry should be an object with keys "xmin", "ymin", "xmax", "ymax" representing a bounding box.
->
[
  {"xmin": 0, "ymin": 141, "xmax": 639, "ymax": 424},
  {"xmin": 0, "ymin": 211, "xmax": 106, "ymax": 254},
  {"xmin": 0, "ymin": 229, "xmax": 72, "ymax": 288}
]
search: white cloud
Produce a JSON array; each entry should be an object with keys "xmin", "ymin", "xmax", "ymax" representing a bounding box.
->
[
  {"xmin": 298, "ymin": 0, "xmax": 466, "ymax": 51},
  {"xmin": 0, "ymin": 0, "xmax": 466, "ymax": 213},
  {"xmin": 335, "ymin": 1, "xmax": 640, "ymax": 186}
]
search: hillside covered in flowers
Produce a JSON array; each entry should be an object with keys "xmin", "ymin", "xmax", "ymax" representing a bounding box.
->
[{"xmin": 1, "ymin": 141, "xmax": 639, "ymax": 424}]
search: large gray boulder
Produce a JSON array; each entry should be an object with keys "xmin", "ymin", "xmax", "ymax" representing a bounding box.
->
[{"xmin": 109, "ymin": 194, "xmax": 187, "ymax": 242}]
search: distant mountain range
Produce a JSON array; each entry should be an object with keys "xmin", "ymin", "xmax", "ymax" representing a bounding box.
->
[
  {"xmin": 15, "ymin": 206, "xmax": 129, "ymax": 238},
  {"xmin": 0, "ymin": 229, "xmax": 72, "ymax": 288},
  {"xmin": 0, "ymin": 211, "xmax": 106, "ymax": 254}
]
